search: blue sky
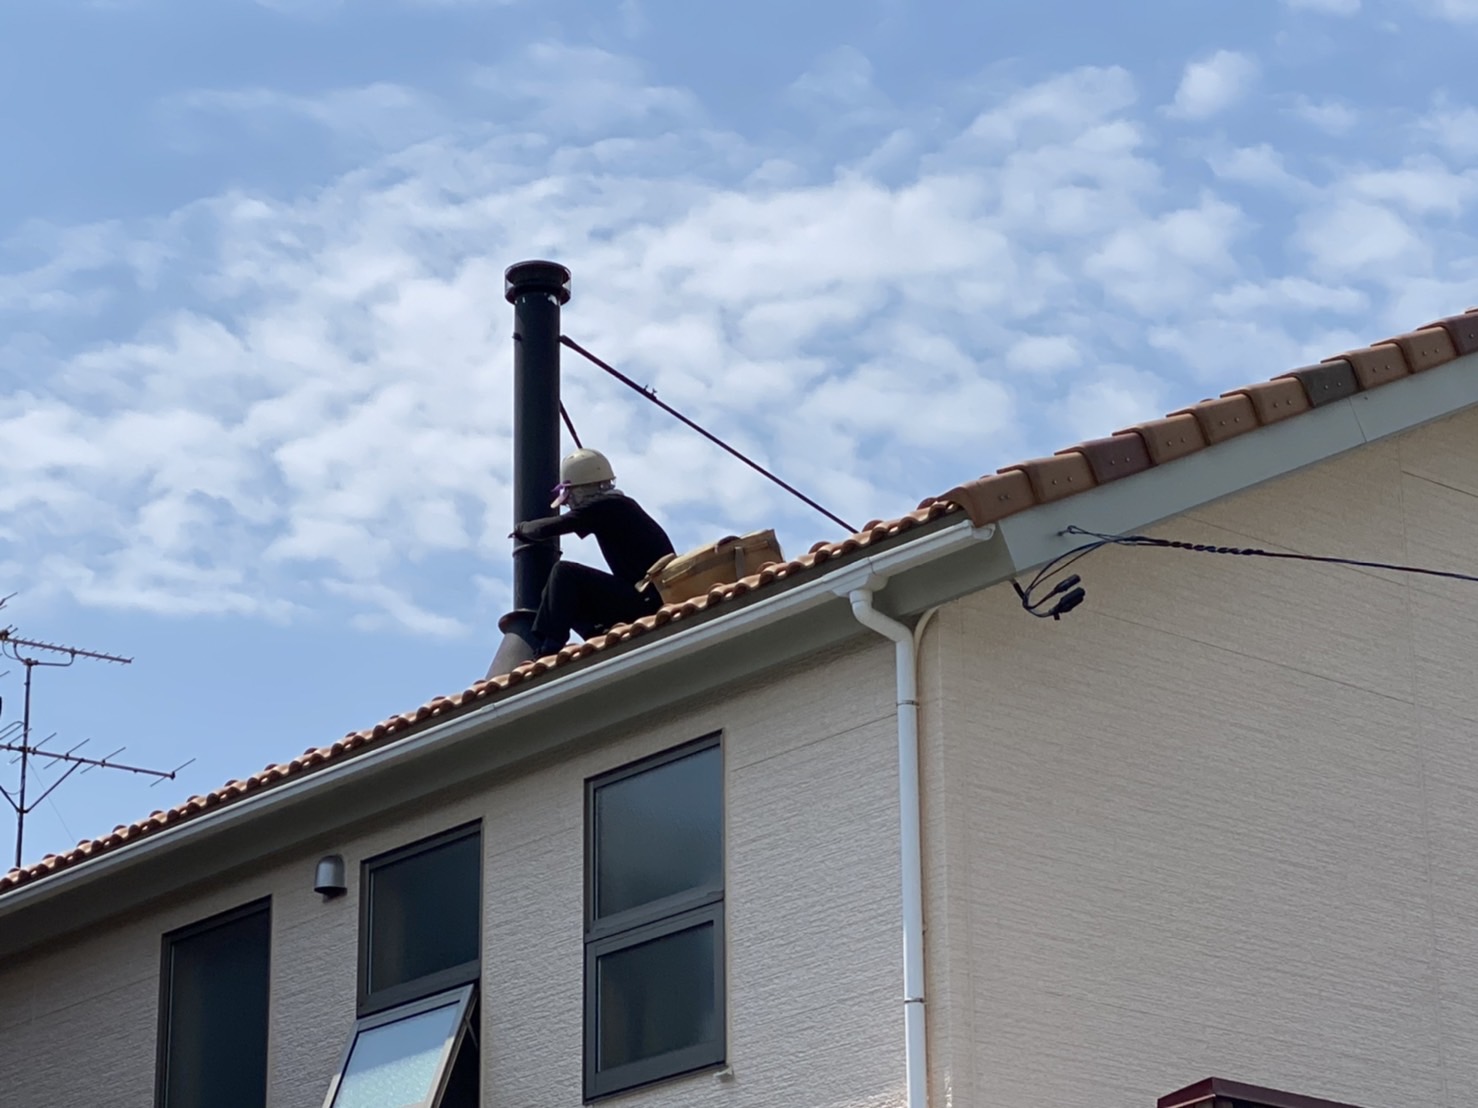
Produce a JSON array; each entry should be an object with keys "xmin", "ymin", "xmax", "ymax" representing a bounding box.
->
[{"xmin": 2, "ymin": 0, "xmax": 1477, "ymax": 866}]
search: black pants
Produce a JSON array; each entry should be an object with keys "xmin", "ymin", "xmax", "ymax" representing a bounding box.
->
[{"xmin": 531, "ymin": 561, "xmax": 662, "ymax": 648}]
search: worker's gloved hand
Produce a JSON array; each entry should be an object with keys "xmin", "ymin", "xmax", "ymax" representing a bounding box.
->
[
  {"xmin": 510, "ymin": 521, "xmax": 554, "ymax": 543},
  {"xmin": 511, "ymin": 515, "xmax": 567, "ymax": 544}
]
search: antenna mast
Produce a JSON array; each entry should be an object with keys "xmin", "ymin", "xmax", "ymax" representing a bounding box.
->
[{"xmin": 0, "ymin": 621, "xmax": 192, "ymax": 869}]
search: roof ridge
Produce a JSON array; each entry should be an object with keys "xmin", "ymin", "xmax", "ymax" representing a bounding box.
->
[{"xmin": 6, "ymin": 307, "xmax": 1476, "ymax": 894}]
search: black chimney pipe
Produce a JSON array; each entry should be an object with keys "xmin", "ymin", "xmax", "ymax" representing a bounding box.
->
[
  {"xmin": 486, "ymin": 259, "xmax": 571, "ymax": 679},
  {"xmin": 506, "ymin": 259, "xmax": 570, "ymax": 608}
]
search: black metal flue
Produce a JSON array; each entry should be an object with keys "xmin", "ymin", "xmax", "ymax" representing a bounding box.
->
[
  {"xmin": 487, "ymin": 260, "xmax": 571, "ymax": 678},
  {"xmin": 505, "ymin": 260, "xmax": 570, "ymax": 609}
]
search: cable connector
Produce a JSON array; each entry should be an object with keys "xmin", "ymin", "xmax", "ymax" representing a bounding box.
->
[{"xmin": 1049, "ymin": 587, "xmax": 1086, "ymax": 619}]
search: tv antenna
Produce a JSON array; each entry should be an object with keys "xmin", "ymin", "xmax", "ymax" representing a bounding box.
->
[{"xmin": 0, "ymin": 625, "xmax": 193, "ymax": 869}]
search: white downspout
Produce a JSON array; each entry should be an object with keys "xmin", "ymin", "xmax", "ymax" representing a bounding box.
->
[{"xmin": 848, "ymin": 583, "xmax": 936, "ymax": 1108}]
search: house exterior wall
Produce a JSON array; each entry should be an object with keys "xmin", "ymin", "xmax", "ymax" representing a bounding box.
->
[
  {"xmin": 924, "ymin": 405, "xmax": 1478, "ymax": 1108},
  {"xmin": 0, "ymin": 637, "xmax": 910, "ymax": 1108}
]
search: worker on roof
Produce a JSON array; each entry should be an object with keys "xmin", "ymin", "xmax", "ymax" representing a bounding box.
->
[{"xmin": 513, "ymin": 448, "xmax": 676, "ymax": 657}]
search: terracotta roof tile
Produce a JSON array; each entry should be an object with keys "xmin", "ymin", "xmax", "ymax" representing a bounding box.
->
[
  {"xmin": 1225, "ymin": 377, "xmax": 1309, "ymax": 425},
  {"xmin": 1172, "ymin": 392, "xmax": 1258, "ymax": 445},
  {"xmin": 1060, "ymin": 435, "xmax": 1152, "ymax": 485},
  {"xmin": 1335, "ymin": 343, "xmax": 1409, "ymax": 390},
  {"xmin": 3, "ymin": 306, "xmax": 1475, "ymax": 897},
  {"xmin": 1426, "ymin": 310, "xmax": 1478, "ymax": 355},
  {"xmin": 1387, "ymin": 327, "xmax": 1457, "ymax": 372},
  {"xmin": 931, "ymin": 470, "xmax": 1034, "ymax": 529},
  {"xmin": 1280, "ymin": 360, "xmax": 1358, "ymax": 407},
  {"xmin": 1000, "ymin": 452, "xmax": 1096, "ymax": 502},
  {"xmin": 1113, "ymin": 414, "xmax": 1205, "ymax": 465}
]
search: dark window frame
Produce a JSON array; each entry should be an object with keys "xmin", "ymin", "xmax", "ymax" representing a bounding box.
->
[
  {"xmin": 320, "ymin": 982, "xmax": 478, "ymax": 1108},
  {"xmin": 358, "ymin": 821, "xmax": 483, "ymax": 1017},
  {"xmin": 155, "ymin": 897, "xmax": 273, "ymax": 1108},
  {"xmin": 583, "ymin": 733, "xmax": 726, "ymax": 1101},
  {"xmin": 1159, "ymin": 1076, "xmax": 1369, "ymax": 1108}
]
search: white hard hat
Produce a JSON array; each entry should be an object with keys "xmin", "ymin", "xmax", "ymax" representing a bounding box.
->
[
  {"xmin": 552, "ymin": 449, "xmax": 616, "ymax": 507},
  {"xmin": 560, "ymin": 448, "xmax": 615, "ymax": 487}
]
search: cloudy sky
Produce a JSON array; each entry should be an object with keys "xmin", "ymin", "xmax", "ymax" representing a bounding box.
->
[{"xmin": 2, "ymin": 0, "xmax": 1476, "ymax": 865}]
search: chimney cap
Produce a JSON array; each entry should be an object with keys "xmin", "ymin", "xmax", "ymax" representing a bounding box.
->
[{"xmin": 505, "ymin": 260, "xmax": 571, "ymax": 305}]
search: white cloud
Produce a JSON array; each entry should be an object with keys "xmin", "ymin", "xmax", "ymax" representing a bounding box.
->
[
  {"xmin": 1419, "ymin": 0, "xmax": 1478, "ymax": 20},
  {"xmin": 7, "ymin": 44, "xmax": 1478, "ymax": 637},
  {"xmin": 252, "ymin": 0, "xmax": 344, "ymax": 14},
  {"xmin": 468, "ymin": 43, "xmax": 702, "ymax": 135},
  {"xmin": 1290, "ymin": 96, "xmax": 1360, "ymax": 134},
  {"xmin": 1283, "ymin": 0, "xmax": 1360, "ymax": 13},
  {"xmin": 789, "ymin": 46, "xmax": 884, "ymax": 114},
  {"xmin": 961, "ymin": 66, "xmax": 1138, "ymax": 150},
  {"xmin": 1059, "ymin": 363, "xmax": 1170, "ymax": 443},
  {"xmin": 1348, "ymin": 160, "xmax": 1477, "ymax": 217},
  {"xmin": 1421, "ymin": 99, "xmax": 1478, "ymax": 159},
  {"xmin": 328, "ymin": 581, "xmax": 468, "ymax": 638},
  {"xmin": 254, "ymin": 0, "xmax": 521, "ymax": 10},
  {"xmin": 1207, "ymin": 143, "xmax": 1315, "ymax": 196},
  {"xmin": 1083, "ymin": 195, "xmax": 1249, "ymax": 313},
  {"xmin": 1167, "ymin": 51, "xmax": 1259, "ymax": 120},
  {"xmin": 173, "ymin": 84, "xmax": 447, "ymax": 151},
  {"xmin": 1294, "ymin": 198, "xmax": 1431, "ymax": 274},
  {"xmin": 1006, "ymin": 335, "xmax": 1081, "ymax": 376},
  {"xmin": 1147, "ymin": 318, "xmax": 1311, "ymax": 385},
  {"xmin": 1209, "ymin": 277, "xmax": 1368, "ymax": 316},
  {"xmin": 0, "ymin": 221, "xmax": 163, "ymax": 317}
]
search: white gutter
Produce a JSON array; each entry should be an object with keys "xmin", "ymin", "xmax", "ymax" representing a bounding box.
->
[
  {"xmin": 845, "ymin": 579, "xmax": 935, "ymax": 1108},
  {"xmin": 0, "ymin": 517, "xmax": 996, "ymax": 918}
]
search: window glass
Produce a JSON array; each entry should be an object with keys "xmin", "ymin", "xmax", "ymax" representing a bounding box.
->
[
  {"xmin": 585, "ymin": 739, "xmax": 725, "ymax": 1099},
  {"xmin": 596, "ymin": 920, "xmax": 718, "ymax": 1070},
  {"xmin": 160, "ymin": 903, "xmax": 270, "ymax": 1108},
  {"xmin": 330, "ymin": 1000, "xmax": 461, "ymax": 1108},
  {"xmin": 436, "ymin": 1031, "xmax": 480, "ymax": 1108},
  {"xmin": 367, "ymin": 832, "xmax": 480, "ymax": 997},
  {"xmin": 594, "ymin": 745, "xmax": 721, "ymax": 919}
]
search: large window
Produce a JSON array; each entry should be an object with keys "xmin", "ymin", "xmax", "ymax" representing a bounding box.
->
[
  {"xmin": 584, "ymin": 736, "xmax": 725, "ymax": 1100},
  {"xmin": 323, "ymin": 824, "xmax": 482, "ymax": 1108},
  {"xmin": 359, "ymin": 823, "xmax": 482, "ymax": 1015},
  {"xmin": 156, "ymin": 898, "xmax": 272, "ymax": 1108}
]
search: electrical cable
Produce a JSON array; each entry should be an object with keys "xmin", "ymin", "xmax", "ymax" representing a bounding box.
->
[
  {"xmin": 559, "ymin": 401, "xmax": 583, "ymax": 449},
  {"xmin": 1013, "ymin": 524, "xmax": 1478, "ymax": 621},
  {"xmin": 1065, "ymin": 525, "xmax": 1478, "ymax": 583},
  {"xmin": 559, "ymin": 334, "xmax": 858, "ymax": 534}
]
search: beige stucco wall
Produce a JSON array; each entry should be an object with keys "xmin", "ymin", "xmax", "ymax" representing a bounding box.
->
[
  {"xmin": 924, "ymin": 405, "xmax": 1478, "ymax": 1108},
  {"xmin": 0, "ymin": 637, "xmax": 910, "ymax": 1108}
]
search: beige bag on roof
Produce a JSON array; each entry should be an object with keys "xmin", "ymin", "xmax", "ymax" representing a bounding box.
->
[{"xmin": 640, "ymin": 530, "xmax": 785, "ymax": 605}]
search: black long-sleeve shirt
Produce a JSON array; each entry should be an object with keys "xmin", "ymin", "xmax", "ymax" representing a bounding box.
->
[{"xmin": 517, "ymin": 496, "xmax": 676, "ymax": 587}]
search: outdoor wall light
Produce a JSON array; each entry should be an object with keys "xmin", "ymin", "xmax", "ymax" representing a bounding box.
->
[{"xmin": 314, "ymin": 854, "xmax": 348, "ymax": 899}]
